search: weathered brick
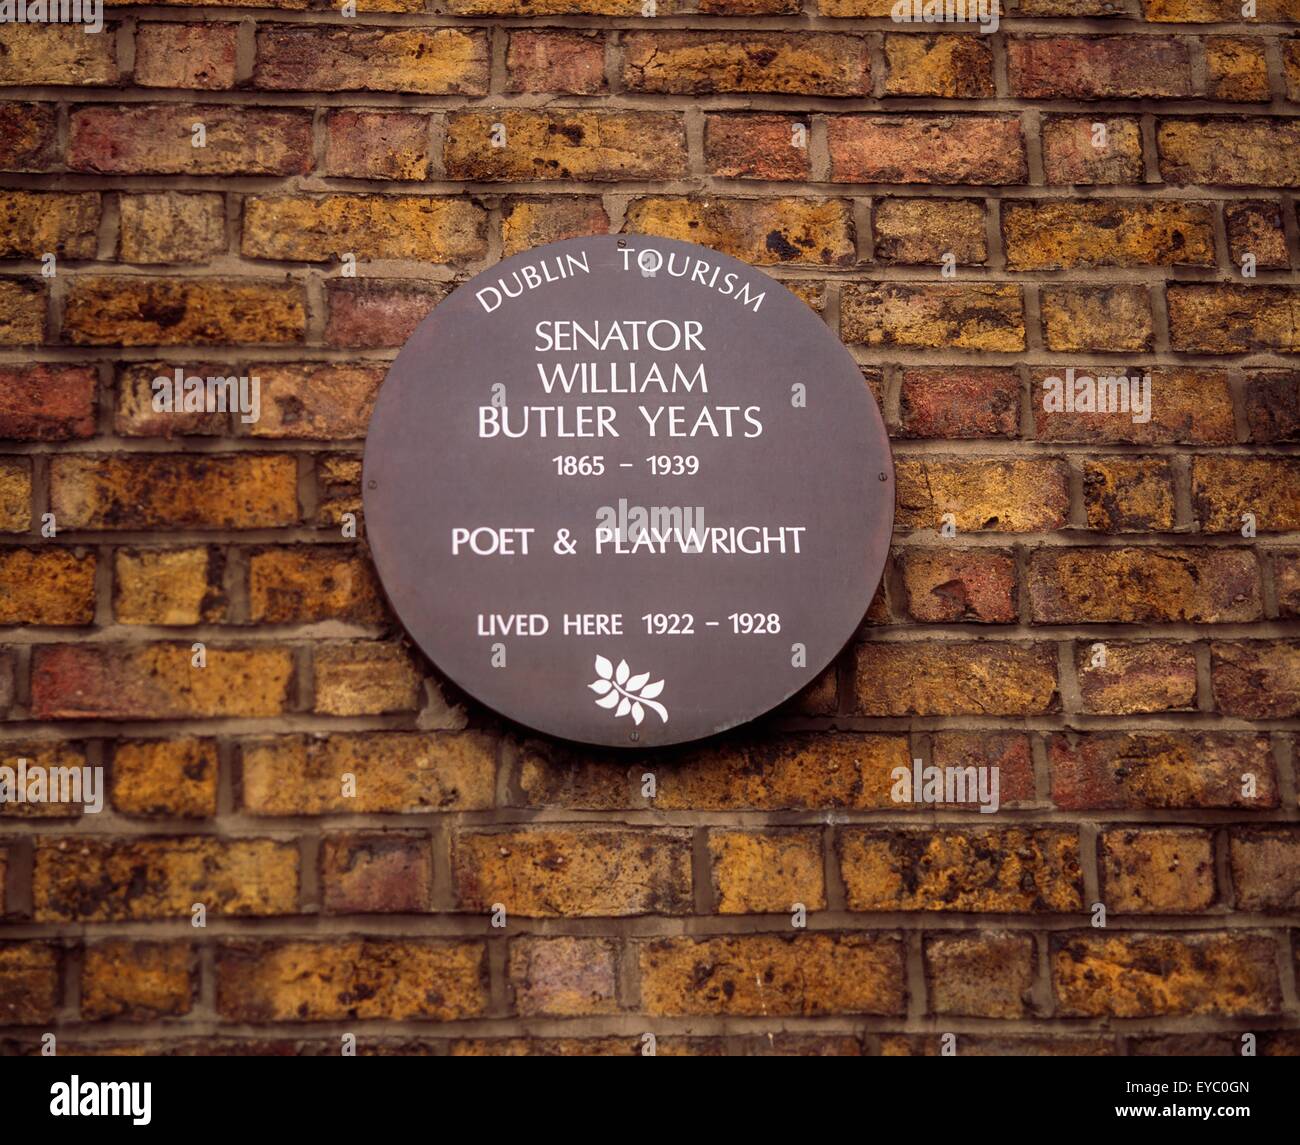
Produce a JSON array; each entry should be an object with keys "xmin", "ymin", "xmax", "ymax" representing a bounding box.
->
[
  {"xmin": 1029, "ymin": 547, "xmax": 1261, "ymax": 624},
  {"xmin": 1245, "ymin": 371, "xmax": 1300, "ymax": 443},
  {"xmin": 501, "ymin": 197, "xmax": 609, "ymax": 258},
  {"xmin": 444, "ymin": 0, "xmax": 663, "ymax": 14},
  {"xmin": 1206, "ymin": 37, "xmax": 1271, "ymax": 102},
  {"xmin": 243, "ymin": 194, "xmax": 486, "ymax": 264},
  {"xmin": 1076, "ymin": 641, "xmax": 1197, "ymax": 715},
  {"xmin": 0, "ymin": 190, "xmax": 99, "ymax": 260},
  {"xmin": 445, "ymin": 111, "xmax": 687, "ymax": 182},
  {"xmin": 321, "ymin": 832, "xmax": 432, "ymax": 914},
  {"xmin": 1287, "ymin": 36, "xmax": 1300, "ymax": 100},
  {"xmin": 894, "ymin": 457, "xmax": 1069, "ymax": 532},
  {"xmin": 622, "ymin": 31, "xmax": 869, "ymax": 96},
  {"xmin": 113, "ymin": 547, "xmax": 226, "ymax": 626},
  {"xmin": 1009, "ymin": 36, "xmax": 1191, "ymax": 99},
  {"xmin": 1212, "ymin": 641, "xmax": 1300, "ymax": 719},
  {"xmin": 248, "ymin": 545, "xmax": 383, "ymax": 624},
  {"xmin": 842, "ymin": 283, "xmax": 1024, "ymax": 350},
  {"xmin": 855, "ymin": 642, "xmax": 1059, "ymax": 716},
  {"xmin": 1084, "ymin": 457, "xmax": 1175, "ymax": 532},
  {"xmin": 455, "ymin": 826, "xmax": 692, "ymax": 918},
  {"xmin": 51, "ymin": 454, "xmax": 299, "ymax": 529},
  {"xmin": 1227, "ymin": 200, "xmax": 1291, "ymax": 271},
  {"xmin": 324, "ymin": 279, "xmax": 447, "ymax": 349},
  {"xmin": 69, "ymin": 105, "xmax": 312, "ymax": 176},
  {"xmin": 110, "ymin": 737, "xmax": 219, "ymax": 819},
  {"xmin": 704, "ymin": 114, "xmax": 811, "ymax": 181},
  {"xmin": 925, "ymin": 933, "xmax": 1034, "ymax": 1018},
  {"xmin": 508, "ymin": 936, "xmax": 618, "ymax": 1017},
  {"xmin": 0, "ymin": 548, "xmax": 96, "ymax": 626},
  {"xmin": 0, "ymin": 652, "xmax": 12, "ymax": 714},
  {"xmin": 315, "ymin": 455, "xmax": 362, "ymax": 529},
  {"xmin": 244, "ymin": 364, "xmax": 383, "ymax": 440},
  {"xmin": 1053, "ymin": 933, "xmax": 1280, "ymax": 1018},
  {"xmin": 874, "ymin": 199, "xmax": 986, "ymax": 265},
  {"xmin": 931, "ymin": 731, "xmax": 1036, "ymax": 807},
  {"xmin": 1004, "ymin": 200, "xmax": 1213, "ymax": 271},
  {"xmin": 897, "ymin": 547, "xmax": 1018, "ymax": 623},
  {"xmin": 1159, "ymin": 119, "xmax": 1300, "ymax": 187},
  {"xmin": 34, "ymin": 836, "xmax": 298, "ymax": 921},
  {"xmin": 254, "ymin": 26, "xmax": 488, "ymax": 94},
  {"xmin": 1041, "ymin": 115, "xmax": 1143, "ymax": 185},
  {"xmin": 828, "ymin": 115, "xmax": 1027, "ymax": 185},
  {"xmin": 114, "ymin": 362, "xmax": 229, "ymax": 438},
  {"xmin": 31, "ymin": 643, "xmax": 294, "ymax": 720},
  {"xmin": 639, "ymin": 934, "xmax": 903, "ymax": 1017},
  {"xmin": 119, "ymin": 192, "xmax": 225, "ymax": 264},
  {"xmin": 1050, "ymin": 731, "xmax": 1277, "ymax": 810},
  {"xmin": 897, "ymin": 367, "xmax": 1017, "ymax": 437},
  {"xmin": 0, "ymin": 23, "xmax": 118, "ymax": 86},
  {"xmin": 518, "ymin": 733, "xmax": 910, "ymax": 811},
  {"xmin": 1274, "ymin": 550, "xmax": 1300, "ymax": 618},
  {"xmin": 82, "ymin": 941, "xmax": 195, "ymax": 1020},
  {"xmin": 1100, "ymin": 828, "xmax": 1216, "ymax": 914},
  {"xmin": 0, "ymin": 278, "xmax": 45, "ymax": 346},
  {"xmin": 0, "ymin": 103, "xmax": 58, "ymax": 172},
  {"xmin": 1229, "ymin": 829, "xmax": 1300, "ymax": 912},
  {"xmin": 0, "ymin": 944, "xmax": 59, "ymax": 1025},
  {"xmin": 840, "ymin": 827, "xmax": 1082, "ymax": 912},
  {"xmin": 135, "ymin": 23, "xmax": 238, "ymax": 90},
  {"xmin": 216, "ymin": 939, "xmax": 486, "ymax": 1021},
  {"xmin": 1170, "ymin": 284, "xmax": 1300, "ymax": 353},
  {"xmin": 883, "ymin": 33, "xmax": 993, "ymax": 98},
  {"xmin": 1041, "ymin": 284, "xmax": 1153, "ymax": 352},
  {"xmin": 1032, "ymin": 366, "xmax": 1234, "ymax": 445},
  {"xmin": 507, "ymin": 30, "xmax": 605, "ymax": 94},
  {"xmin": 708, "ymin": 829, "xmax": 825, "ymax": 913},
  {"xmin": 624, "ymin": 196, "xmax": 854, "ymax": 267},
  {"xmin": 0, "ymin": 458, "xmax": 30, "ymax": 532},
  {"xmin": 313, "ymin": 641, "xmax": 421, "ymax": 716},
  {"xmin": 324, "ymin": 111, "xmax": 432, "ymax": 181},
  {"xmin": 65, "ymin": 277, "xmax": 304, "ymax": 345},
  {"xmin": 0, "ymin": 740, "xmax": 90, "ymax": 820},
  {"xmin": 1144, "ymin": 0, "xmax": 1300, "ymax": 19},
  {"xmin": 0, "ymin": 364, "xmax": 96, "ymax": 441},
  {"xmin": 1193, "ymin": 457, "xmax": 1300, "ymax": 534},
  {"xmin": 240, "ymin": 731, "xmax": 496, "ymax": 814}
]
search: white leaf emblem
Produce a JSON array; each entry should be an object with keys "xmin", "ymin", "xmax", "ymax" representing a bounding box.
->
[{"xmin": 588, "ymin": 655, "xmax": 668, "ymax": 725}]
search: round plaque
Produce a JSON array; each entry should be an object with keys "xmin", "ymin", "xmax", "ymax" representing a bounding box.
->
[{"xmin": 363, "ymin": 236, "xmax": 893, "ymax": 748}]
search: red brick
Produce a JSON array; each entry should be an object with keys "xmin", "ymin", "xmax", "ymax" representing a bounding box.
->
[
  {"xmin": 1041, "ymin": 115, "xmax": 1144, "ymax": 185},
  {"xmin": 828, "ymin": 115, "xmax": 1027, "ymax": 185},
  {"xmin": 704, "ymin": 114, "xmax": 811, "ymax": 181},
  {"xmin": 245, "ymin": 364, "xmax": 383, "ymax": 441},
  {"xmin": 0, "ymin": 364, "xmax": 96, "ymax": 441},
  {"xmin": 69, "ymin": 105, "xmax": 312, "ymax": 176},
  {"xmin": 1049, "ymin": 732, "xmax": 1278, "ymax": 810},
  {"xmin": 0, "ymin": 103, "xmax": 58, "ymax": 172},
  {"xmin": 931, "ymin": 731, "xmax": 1036, "ymax": 807},
  {"xmin": 254, "ymin": 26, "xmax": 488, "ymax": 94},
  {"xmin": 324, "ymin": 111, "xmax": 432, "ymax": 181},
  {"xmin": 324, "ymin": 280, "xmax": 447, "ymax": 349},
  {"xmin": 31, "ymin": 643, "xmax": 295, "ymax": 720},
  {"xmin": 898, "ymin": 368, "xmax": 1019, "ymax": 438},
  {"xmin": 507, "ymin": 30, "xmax": 605, "ymax": 95},
  {"xmin": 321, "ymin": 832, "xmax": 432, "ymax": 914},
  {"xmin": 897, "ymin": 547, "xmax": 1018, "ymax": 623},
  {"xmin": 1009, "ymin": 36, "xmax": 1191, "ymax": 99},
  {"xmin": 1212, "ymin": 641, "xmax": 1300, "ymax": 719},
  {"xmin": 508, "ymin": 936, "xmax": 619, "ymax": 1017},
  {"xmin": 135, "ymin": 23, "xmax": 238, "ymax": 90},
  {"xmin": 1245, "ymin": 371, "xmax": 1300, "ymax": 443},
  {"xmin": 1076, "ymin": 640, "xmax": 1197, "ymax": 715}
]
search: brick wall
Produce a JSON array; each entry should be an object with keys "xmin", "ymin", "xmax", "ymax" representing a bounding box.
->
[{"xmin": 1, "ymin": 0, "xmax": 1298, "ymax": 1056}]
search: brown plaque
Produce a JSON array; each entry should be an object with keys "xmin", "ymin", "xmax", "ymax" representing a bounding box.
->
[{"xmin": 363, "ymin": 236, "xmax": 892, "ymax": 748}]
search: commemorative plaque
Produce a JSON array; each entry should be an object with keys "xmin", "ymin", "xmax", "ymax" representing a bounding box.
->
[{"xmin": 363, "ymin": 236, "xmax": 893, "ymax": 748}]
